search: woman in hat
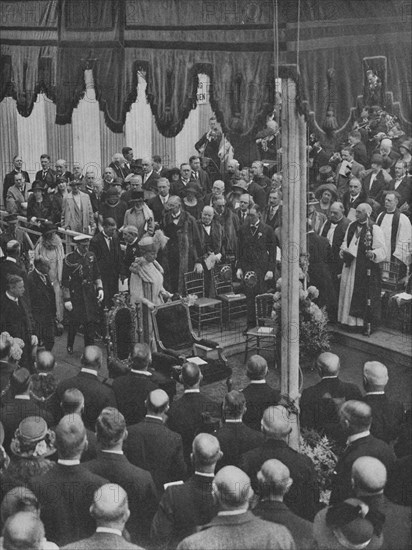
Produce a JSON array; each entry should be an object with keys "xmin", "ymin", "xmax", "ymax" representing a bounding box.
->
[
  {"xmin": 27, "ymin": 181, "xmax": 53, "ymax": 225},
  {"xmin": 34, "ymin": 222, "xmax": 65, "ymax": 325},
  {"xmin": 398, "ymin": 139, "xmax": 412, "ymax": 174},
  {"xmin": 315, "ymin": 183, "xmax": 338, "ymax": 218},
  {"xmin": 182, "ymin": 181, "xmax": 204, "ymax": 219},
  {"xmin": 129, "ymin": 232, "xmax": 172, "ymax": 346},
  {"xmin": 1, "ymin": 417, "xmax": 56, "ymax": 493}
]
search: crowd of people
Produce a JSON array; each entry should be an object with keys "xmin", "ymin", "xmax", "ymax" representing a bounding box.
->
[
  {"xmin": 0, "ymin": 111, "xmax": 411, "ymax": 548},
  {"xmin": 0, "ymin": 347, "xmax": 410, "ymax": 549}
]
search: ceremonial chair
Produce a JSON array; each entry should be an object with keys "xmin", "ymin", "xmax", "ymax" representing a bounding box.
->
[
  {"xmin": 151, "ymin": 300, "xmax": 232, "ymax": 386},
  {"xmin": 244, "ymin": 293, "xmax": 277, "ymax": 361},
  {"xmin": 213, "ymin": 265, "xmax": 247, "ymax": 326},
  {"xmin": 104, "ymin": 293, "xmax": 177, "ymax": 398},
  {"xmin": 183, "ymin": 270, "xmax": 222, "ymax": 336}
]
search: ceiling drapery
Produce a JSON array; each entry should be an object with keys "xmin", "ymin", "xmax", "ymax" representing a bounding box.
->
[{"xmin": 0, "ymin": 0, "xmax": 410, "ymax": 136}]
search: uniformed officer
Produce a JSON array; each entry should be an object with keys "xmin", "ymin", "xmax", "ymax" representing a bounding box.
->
[{"xmin": 62, "ymin": 235, "xmax": 104, "ymax": 354}]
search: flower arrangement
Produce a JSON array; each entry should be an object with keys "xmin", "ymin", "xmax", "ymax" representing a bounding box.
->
[
  {"xmin": 271, "ymin": 278, "xmax": 330, "ymax": 363},
  {"xmin": 301, "ymin": 428, "xmax": 338, "ymax": 504},
  {"xmin": 181, "ymin": 294, "xmax": 198, "ymax": 307}
]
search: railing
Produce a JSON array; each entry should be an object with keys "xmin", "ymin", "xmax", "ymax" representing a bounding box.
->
[{"xmin": 0, "ymin": 210, "xmax": 92, "ymax": 255}]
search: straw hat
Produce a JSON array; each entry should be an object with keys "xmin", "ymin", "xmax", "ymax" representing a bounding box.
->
[{"xmin": 10, "ymin": 417, "xmax": 56, "ymax": 459}]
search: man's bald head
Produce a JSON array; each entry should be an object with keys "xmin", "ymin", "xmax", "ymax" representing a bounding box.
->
[
  {"xmin": 246, "ymin": 355, "xmax": 268, "ymax": 380},
  {"xmin": 339, "ymin": 400, "xmax": 372, "ymax": 435},
  {"xmin": 180, "ymin": 362, "xmax": 202, "ymax": 387},
  {"xmin": 261, "ymin": 406, "xmax": 292, "ymax": 439},
  {"xmin": 90, "ymin": 484, "xmax": 129, "ymax": 527},
  {"xmin": 146, "ymin": 389, "xmax": 169, "ymax": 415},
  {"xmin": 55, "ymin": 414, "xmax": 87, "ymax": 459},
  {"xmin": 3, "ymin": 512, "xmax": 45, "ymax": 550},
  {"xmin": 351, "ymin": 457, "xmax": 387, "ymax": 495},
  {"xmin": 81, "ymin": 345, "xmax": 103, "ymax": 371},
  {"xmin": 192, "ymin": 433, "xmax": 222, "ymax": 468},
  {"xmin": 61, "ymin": 388, "xmax": 84, "ymax": 415},
  {"xmin": 213, "ymin": 466, "xmax": 253, "ymax": 509},
  {"xmin": 257, "ymin": 459, "xmax": 293, "ymax": 499},
  {"xmin": 36, "ymin": 350, "xmax": 55, "ymax": 372},
  {"xmin": 317, "ymin": 352, "xmax": 340, "ymax": 377}
]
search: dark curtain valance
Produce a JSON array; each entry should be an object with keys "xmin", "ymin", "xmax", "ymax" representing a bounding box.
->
[{"xmin": 0, "ymin": 0, "xmax": 410, "ymax": 136}]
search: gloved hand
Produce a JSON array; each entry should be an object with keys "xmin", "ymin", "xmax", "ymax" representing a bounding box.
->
[
  {"xmin": 264, "ymin": 271, "xmax": 274, "ymax": 281},
  {"xmin": 236, "ymin": 268, "xmax": 243, "ymax": 279},
  {"xmin": 194, "ymin": 263, "xmax": 203, "ymax": 274},
  {"xmin": 64, "ymin": 301, "xmax": 73, "ymax": 312},
  {"xmin": 31, "ymin": 335, "xmax": 38, "ymax": 346},
  {"xmin": 215, "ymin": 253, "xmax": 222, "ymax": 263},
  {"xmin": 97, "ymin": 289, "xmax": 104, "ymax": 302}
]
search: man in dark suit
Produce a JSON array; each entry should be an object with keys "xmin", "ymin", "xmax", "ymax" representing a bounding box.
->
[
  {"xmin": 253, "ymin": 459, "xmax": 314, "ymax": 550},
  {"xmin": 300, "ymin": 352, "xmax": 362, "ymax": 442},
  {"xmin": 352, "ymin": 457, "xmax": 411, "ymax": 550},
  {"xmin": 237, "ymin": 205, "xmax": 276, "ymax": 329},
  {"xmin": 348, "ymin": 130, "xmax": 368, "ymax": 167},
  {"xmin": 83, "ymin": 407, "xmax": 158, "ymax": 546},
  {"xmin": 330, "ymin": 400, "xmax": 396, "ymax": 504},
  {"xmin": 27, "ymin": 257, "xmax": 56, "ymax": 351},
  {"xmin": 35, "ymin": 154, "xmax": 56, "ymax": 189},
  {"xmin": 167, "ymin": 362, "xmax": 220, "ymax": 466},
  {"xmin": 112, "ymin": 343, "xmax": 159, "ymax": 425},
  {"xmin": 125, "ymin": 389, "xmax": 187, "ymax": 494},
  {"xmin": 0, "ymin": 239, "xmax": 29, "ymax": 298},
  {"xmin": 263, "ymin": 189, "xmax": 282, "ymax": 231},
  {"xmin": 148, "ymin": 177, "xmax": 171, "ymax": 224},
  {"xmin": 122, "ymin": 146, "xmax": 141, "ymax": 175},
  {"xmin": 342, "ymin": 177, "xmax": 370, "ymax": 220},
  {"xmin": 2, "ymin": 154, "xmax": 30, "ymax": 204},
  {"xmin": 109, "ymin": 152, "xmax": 130, "ymax": 182},
  {"xmin": 0, "ymin": 333, "xmax": 14, "ymax": 394},
  {"xmin": 176, "ymin": 465, "xmax": 295, "ymax": 550},
  {"xmin": 335, "ymin": 148, "xmax": 365, "ymax": 199},
  {"xmin": 89, "ymin": 217, "xmax": 121, "ymax": 308},
  {"xmin": 362, "ymin": 361, "xmax": 405, "ymax": 444},
  {"xmin": 151, "ymin": 433, "xmax": 221, "ymax": 549},
  {"xmin": 60, "ymin": 388, "xmax": 97, "ymax": 463},
  {"xmin": 320, "ymin": 202, "xmax": 351, "ymax": 297},
  {"xmin": 189, "ymin": 155, "xmax": 211, "ymax": 195},
  {"xmin": 0, "ymin": 368, "xmax": 54, "ymax": 452},
  {"xmin": 61, "ymin": 484, "xmax": 144, "ymax": 550},
  {"xmin": 361, "ymin": 154, "xmax": 388, "ymax": 208},
  {"xmin": 215, "ymin": 390, "xmax": 263, "ymax": 470},
  {"xmin": 197, "ymin": 206, "xmax": 223, "ymax": 296},
  {"xmin": 195, "ymin": 116, "xmax": 222, "ymax": 169},
  {"xmin": 0, "ymin": 273, "xmax": 36, "ymax": 370},
  {"xmin": 240, "ymin": 406, "xmax": 319, "ymax": 521},
  {"xmin": 141, "ymin": 158, "xmax": 160, "ymax": 199},
  {"xmin": 55, "ymin": 159, "xmax": 73, "ymax": 184},
  {"xmin": 56, "ymin": 346, "xmax": 117, "ymax": 430},
  {"xmin": 153, "ymin": 155, "xmax": 169, "ymax": 178},
  {"xmin": 29, "ymin": 415, "xmax": 107, "ymax": 547},
  {"xmin": 171, "ymin": 164, "xmax": 192, "ymax": 198},
  {"xmin": 388, "ymin": 160, "xmax": 412, "ymax": 214},
  {"xmin": 120, "ymin": 225, "xmax": 140, "ymax": 282},
  {"xmin": 241, "ymin": 355, "xmax": 280, "ymax": 432}
]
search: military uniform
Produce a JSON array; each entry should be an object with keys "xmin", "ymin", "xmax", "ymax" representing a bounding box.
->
[{"xmin": 62, "ymin": 248, "xmax": 101, "ymax": 349}]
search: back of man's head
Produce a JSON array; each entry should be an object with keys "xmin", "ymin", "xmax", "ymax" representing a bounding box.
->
[
  {"xmin": 95, "ymin": 408, "xmax": 126, "ymax": 449},
  {"xmin": 0, "ymin": 333, "xmax": 11, "ymax": 361},
  {"xmin": 1, "ymin": 487, "xmax": 39, "ymax": 525},
  {"xmin": 130, "ymin": 343, "xmax": 151, "ymax": 371},
  {"xmin": 146, "ymin": 389, "xmax": 169, "ymax": 416},
  {"xmin": 317, "ymin": 352, "xmax": 340, "ymax": 377},
  {"xmin": 61, "ymin": 388, "xmax": 84, "ymax": 415},
  {"xmin": 181, "ymin": 362, "xmax": 202, "ymax": 387},
  {"xmin": 192, "ymin": 433, "xmax": 222, "ymax": 470},
  {"xmin": 223, "ymin": 390, "xmax": 246, "ymax": 419},
  {"xmin": 363, "ymin": 361, "xmax": 388, "ymax": 391},
  {"xmin": 213, "ymin": 466, "xmax": 253, "ymax": 510},
  {"xmin": 90, "ymin": 484, "xmax": 129, "ymax": 528},
  {"xmin": 261, "ymin": 406, "xmax": 292, "ymax": 439},
  {"xmin": 36, "ymin": 350, "xmax": 55, "ymax": 373},
  {"xmin": 81, "ymin": 346, "xmax": 102, "ymax": 371},
  {"xmin": 3, "ymin": 512, "xmax": 45, "ymax": 550},
  {"xmin": 351, "ymin": 457, "xmax": 387, "ymax": 496},
  {"xmin": 9, "ymin": 368, "xmax": 31, "ymax": 396},
  {"xmin": 257, "ymin": 459, "xmax": 292, "ymax": 500},
  {"xmin": 246, "ymin": 355, "xmax": 268, "ymax": 380},
  {"xmin": 55, "ymin": 415, "xmax": 87, "ymax": 460},
  {"xmin": 339, "ymin": 400, "xmax": 372, "ymax": 435}
]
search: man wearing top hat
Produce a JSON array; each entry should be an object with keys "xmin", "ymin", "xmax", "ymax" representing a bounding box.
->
[{"xmin": 62, "ymin": 235, "xmax": 104, "ymax": 353}]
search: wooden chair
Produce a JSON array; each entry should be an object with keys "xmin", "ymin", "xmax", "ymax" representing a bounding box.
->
[
  {"xmin": 244, "ymin": 293, "xmax": 277, "ymax": 361},
  {"xmin": 151, "ymin": 300, "xmax": 232, "ymax": 385},
  {"xmin": 184, "ymin": 270, "xmax": 223, "ymax": 336},
  {"xmin": 213, "ymin": 265, "xmax": 247, "ymax": 326}
]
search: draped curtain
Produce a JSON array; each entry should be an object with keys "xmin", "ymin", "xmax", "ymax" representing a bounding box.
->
[{"xmin": 0, "ymin": 0, "xmax": 410, "ymax": 135}]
